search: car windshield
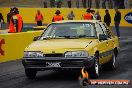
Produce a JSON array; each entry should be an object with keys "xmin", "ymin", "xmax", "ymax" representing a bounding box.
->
[{"xmin": 40, "ymin": 22, "xmax": 97, "ymax": 39}]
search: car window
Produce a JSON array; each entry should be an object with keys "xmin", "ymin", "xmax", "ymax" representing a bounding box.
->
[
  {"xmin": 40, "ymin": 22, "xmax": 97, "ymax": 39},
  {"xmin": 96, "ymin": 24, "xmax": 104, "ymax": 35},
  {"xmin": 99, "ymin": 22, "xmax": 108, "ymax": 36}
]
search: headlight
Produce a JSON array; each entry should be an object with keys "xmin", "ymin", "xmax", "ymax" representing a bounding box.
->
[
  {"xmin": 65, "ymin": 51, "xmax": 88, "ymax": 58},
  {"xmin": 24, "ymin": 51, "xmax": 44, "ymax": 58}
]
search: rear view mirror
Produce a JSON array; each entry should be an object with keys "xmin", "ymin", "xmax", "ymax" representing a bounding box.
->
[
  {"xmin": 99, "ymin": 34, "xmax": 108, "ymax": 41},
  {"xmin": 33, "ymin": 36, "xmax": 40, "ymax": 41}
]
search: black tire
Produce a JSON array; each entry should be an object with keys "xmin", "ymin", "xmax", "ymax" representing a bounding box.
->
[
  {"xmin": 25, "ymin": 69, "xmax": 37, "ymax": 79},
  {"xmin": 88, "ymin": 58, "xmax": 99, "ymax": 78},
  {"xmin": 114, "ymin": 48, "xmax": 118, "ymax": 58},
  {"xmin": 102, "ymin": 52, "xmax": 116, "ymax": 70}
]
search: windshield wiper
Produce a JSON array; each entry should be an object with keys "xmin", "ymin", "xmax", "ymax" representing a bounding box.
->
[
  {"xmin": 78, "ymin": 35, "xmax": 96, "ymax": 38},
  {"xmin": 58, "ymin": 36, "xmax": 79, "ymax": 39},
  {"xmin": 42, "ymin": 37, "xmax": 49, "ymax": 40}
]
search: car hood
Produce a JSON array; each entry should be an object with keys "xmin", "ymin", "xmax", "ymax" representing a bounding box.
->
[{"xmin": 25, "ymin": 39, "xmax": 97, "ymax": 53}]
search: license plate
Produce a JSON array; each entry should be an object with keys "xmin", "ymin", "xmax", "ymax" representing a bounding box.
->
[{"xmin": 46, "ymin": 62, "xmax": 61, "ymax": 67}]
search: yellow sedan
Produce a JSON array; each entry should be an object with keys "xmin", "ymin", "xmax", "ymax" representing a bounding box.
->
[{"xmin": 22, "ymin": 20, "xmax": 119, "ymax": 79}]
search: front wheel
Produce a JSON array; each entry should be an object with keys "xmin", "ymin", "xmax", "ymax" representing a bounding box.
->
[
  {"xmin": 25, "ymin": 69, "xmax": 37, "ymax": 79},
  {"xmin": 88, "ymin": 58, "xmax": 99, "ymax": 78}
]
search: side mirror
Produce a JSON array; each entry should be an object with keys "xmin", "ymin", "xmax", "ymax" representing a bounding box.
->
[
  {"xmin": 33, "ymin": 36, "xmax": 40, "ymax": 41},
  {"xmin": 99, "ymin": 34, "xmax": 108, "ymax": 41}
]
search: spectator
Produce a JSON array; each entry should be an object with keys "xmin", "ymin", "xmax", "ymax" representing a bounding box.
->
[
  {"xmin": 95, "ymin": 11, "xmax": 101, "ymax": 20},
  {"xmin": 95, "ymin": 0, "xmax": 100, "ymax": 9},
  {"xmin": 35, "ymin": 10, "xmax": 44, "ymax": 26},
  {"xmin": 87, "ymin": 0, "xmax": 92, "ymax": 8},
  {"xmin": 76, "ymin": 0, "xmax": 80, "ymax": 8},
  {"xmin": 124, "ymin": 0, "xmax": 129, "ymax": 9},
  {"xmin": 50, "ymin": 0, "xmax": 55, "ymax": 8},
  {"xmin": 43, "ymin": 0, "xmax": 47, "ymax": 8},
  {"xmin": 67, "ymin": 11, "xmax": 75, "ymax": 20},
  {"xmin": 102, "ymin": 0, "xmax": 106, "ymax": 9},
  {"xmin": 82, "ymin": 0, "xmax": 87, "ymax": 8},
  {"xmin": 52, "ymin": 10, "xmax": 64, "ymax": 22},
  {"xmin": 67, "ymin": 0, "xmax": 72, "ymax": 8},
  {"xmin": 83, "ymin": 8, "xmax": 93, "ymax": 20},
  {"xmin": 8, "ymin": 7, "xmax": 23, "ymax": 33},
  {"xmin": 14, "ymin": 0, "xmax": 18, "ymax": 2},
  {"xmin": 91, "ymin": 10, "xmax": 96, "ymax": 20},
  {"xmin": 108, "ymin": 0, "xmax": 113, "ymax": 9},
  {"xmin": 102, "ymin": 0, "xmax": 112, "ymax": 9},
  {"xmin": 119, "ymin": 0, "xmax": 125, "ymax": 9},
  {"xmin": 0, "ymin": 13, "xmax": 5, "ymax": 30},
  {"xmin": 7, "ymin": 8, "xmax": 13, "ymax": 26},
  {"xmin": 113, "ymin": 0, "xmax": 118, "ymax": 8},
  {"xmin": 104, "ymin": 9, "xmax": 111, "ymax": 27},
  {"xmin": 56, "ymin": 0, "xmax": 62, "ymax": 8},
  {"xmin": 114, "ymin": 8, "xmax": 121, "ymax": 38}
]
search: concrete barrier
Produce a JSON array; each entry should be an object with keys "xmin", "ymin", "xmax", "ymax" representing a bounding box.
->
[
  {"xmin": 0, "ymin": 8, "xmax": 131, "ymax": 27},
  {"xmin": 0, "ymin": 31, "xmax": 42, "ymax": 63}
]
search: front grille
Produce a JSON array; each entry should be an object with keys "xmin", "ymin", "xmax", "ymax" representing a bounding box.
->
[
  {"xmin": 44, "ymin": 54, "xmax": 64, "ymax": 57},
  {"xmin": 62, "ymin": 61, "xmax": 84, "ymax": 67}
]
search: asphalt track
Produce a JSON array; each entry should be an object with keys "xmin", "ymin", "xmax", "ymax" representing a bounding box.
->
[{"xmin": 0, "ymin": 26, "xmax": 132, "ymax": 88}]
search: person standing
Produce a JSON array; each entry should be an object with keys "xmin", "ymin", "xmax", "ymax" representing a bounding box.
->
[
  {"xmin": 124, "ymin": 0, "xmax": 129, "ymax": 9},
  {"xmin": 52, "ymin": 10, "xmax": 64, "ymax": 22},
  {"xmin": 67, "ymin": 0, "xmax": 72, "ymax": 8},
  {"xmin": 91, "ymin": 10, "xmax": 96, "ymax": 20},
  {"xmin": 7, "ymin": 8, "xmax": 13, "ymax": 26},
  {"xmin": 87, "ymin": 0, "xmax": 92, "ymax": 8},
  {"xmin": 102, "ymin": 0, "xmax": 106, "ymax": 9},
  {"xmin": 8, "ymin": 7, "xmax": 23, "ymax": 33},
  {"xmin": 82, "ymin": 0, "xmax": 87, "ymax": 8},
  {"xmin": 95, "ymin": 0, "xmax": 100, "ymax": 9},
  {"xmin": 83, "ymin": 9, "xmax": 93, "ymax": 20},
  {"xmin": 67, "ymin": 11, "xmax": 75, "ymax": 20},
  {"xmin": 113, "ymin": 0, "xmax": 119, "ymax": 8},
  {"xmin": 76, "ymin": 0, "xmax": 80, "ymax": 8},
  {"xmin": 56, "ymin": 0, "xmax": 62, "ymax": 8},
  {"xmin": 50, "ymin": 0, "xmax": 55, "ymax": 8},
  {"xmin": 114, "ymin": 8, "xmax": 121, "ymax": 38},
  {"xmin": 108, "ymin": 0, "xmax": 113, "ymax": 9},
  {"xmin": 0, "ymin": 13, "xmax": 5, "ymax": 30},
  {"xmin": 43, "ymin": 0, "xmax": 47, "ymax": 8},
  {"xmin": 35, "ymin": 10, "xmax": 44, "ymax": 26},
  {"xmin": 119, "ymin": 0, "xmax": 125, "ymax": 9},
  {"xmin": 104, "ymin": 9, "xmax": 111, "ymax": 27},
  {"xmin": 95, "ymin": 11, "xmax": 101, "ymax": 20}
]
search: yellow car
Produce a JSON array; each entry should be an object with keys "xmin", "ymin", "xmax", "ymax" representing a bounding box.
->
[{"xmin": 22, "ymin": 20, "xmax": 119, "ymax": 79}]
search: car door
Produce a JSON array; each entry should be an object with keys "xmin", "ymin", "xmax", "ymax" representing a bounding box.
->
[
  {"xmin": 96, "ymin": 23, "xmax": 111, "ymax": 64},
  {"xmin": 99, "ymin": 22, "xmax": 114, "ymax": 51}
]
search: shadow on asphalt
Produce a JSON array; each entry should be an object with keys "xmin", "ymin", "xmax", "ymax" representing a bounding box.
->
[{"xmin": 35, "ymin": 71, "xmax": 80, "ymax": 81}]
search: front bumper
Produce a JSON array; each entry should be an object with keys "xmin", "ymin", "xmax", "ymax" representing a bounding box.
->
[{"xmin": 22, "ymin": 56, "xmax": 95, "ymax": 71}]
